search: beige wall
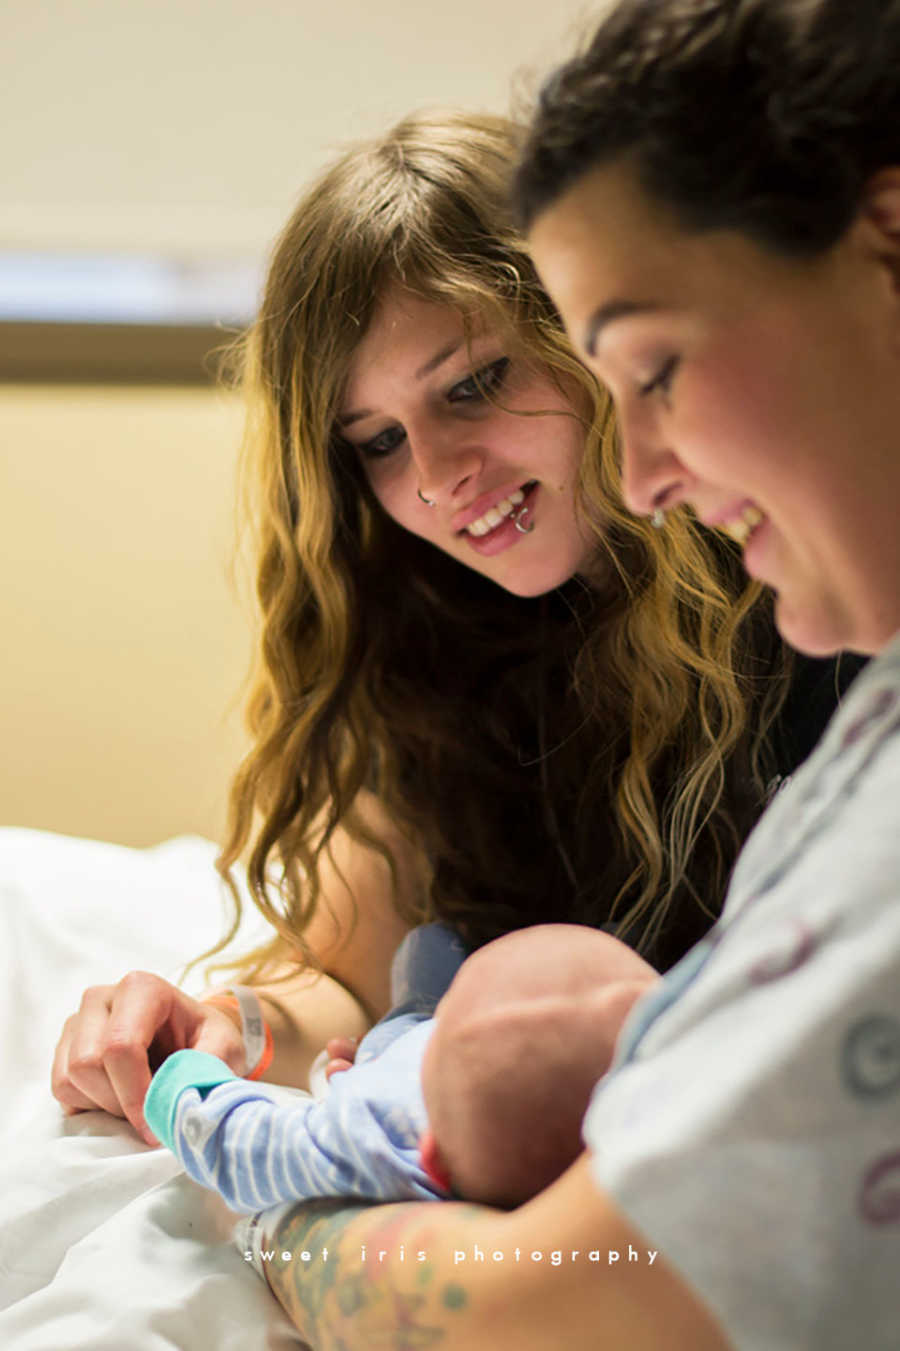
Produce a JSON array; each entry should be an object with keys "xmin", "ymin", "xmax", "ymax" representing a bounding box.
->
[
  {"xmin": 0, "ymin": 385, "xmax": 251, "ymax": 846},
  {"xmin": 2, "ymin": 0, "xmax": 595, "ymax": 257},
  {"xmin": 0, "ymin": 0, "xmax": 602, "ymax": 846}
]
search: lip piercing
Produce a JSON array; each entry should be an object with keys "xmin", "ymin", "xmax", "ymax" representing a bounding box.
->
[
  {"xmin": 417, "ymin": 488, "xmax": 436, "ymax": 507},
  {"xmin": 513, "ymin": 506, "xmax": 534, "ymax": 534},
  {"xmin": 651, "ymin": 508, "xmax": 666, "ymax": 529}
]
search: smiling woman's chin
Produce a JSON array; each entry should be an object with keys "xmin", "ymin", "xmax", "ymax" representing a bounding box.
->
[
  {"xmin": 497, "ymin": 549, "xmax": 603, "ymax": 598},
  {"xmin": 773, "ymin": 589, "xmax": 860, "ymax": 659},
  {"xmin": 483, "ymin": 558, "xmax": 579, "ymax": 599}
]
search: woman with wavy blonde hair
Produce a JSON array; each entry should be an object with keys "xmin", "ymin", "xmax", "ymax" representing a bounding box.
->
[{"xmin": 52, "ymin": 107, "xmax": 850, "ymax": 1143}]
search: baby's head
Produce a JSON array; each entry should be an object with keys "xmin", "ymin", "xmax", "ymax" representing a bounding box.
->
[{"xmin": 419, "ymin": 923, "xmax": 656, "ymax": 1208}]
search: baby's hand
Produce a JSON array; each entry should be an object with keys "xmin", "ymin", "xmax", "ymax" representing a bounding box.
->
[{"xmin": 324, "ymin": 1035, "xmax": 358, "ymax": 1080}]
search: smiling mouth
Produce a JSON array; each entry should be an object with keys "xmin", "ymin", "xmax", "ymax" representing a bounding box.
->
[
  {"xmin": 721, "ymin": 503, "xmax": 765, "ymax": 547},
  {"xmin": 461, "ymin": 481, "xmax": 537, "ymax": 538}
]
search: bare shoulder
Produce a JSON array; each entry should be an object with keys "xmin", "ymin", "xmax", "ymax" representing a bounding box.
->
[{"xmin": 304, "ymin": 791, "xmax": 429, "ymax": 1019}]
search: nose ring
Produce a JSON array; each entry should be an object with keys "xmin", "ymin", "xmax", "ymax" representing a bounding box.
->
[
  {"xmin": 417, "ymin": 488, "xmax": 436, "ymax": 507},
  {"xmin": 651, "ymin": 508, "xmax": 666, "ymax": 529}
]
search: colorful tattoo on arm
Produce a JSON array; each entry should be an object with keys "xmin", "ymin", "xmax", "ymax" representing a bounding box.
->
[{"xmin": 265, "ymin": 1200, "xmax": 487, "ymax": 1350}]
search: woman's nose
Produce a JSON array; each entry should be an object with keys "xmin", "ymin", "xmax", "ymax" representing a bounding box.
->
[
  {"xmin": 617, "ymin": 404, "xmax": 688, "ymax": 519},
  {"xmin": 413, "ymin": 424, "xmax": 487, "ymax": 504}
]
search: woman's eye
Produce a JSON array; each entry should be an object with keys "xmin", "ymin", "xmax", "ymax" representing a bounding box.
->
[
  {"xmin": 638, "ymin": 355, "xmax": 680, "ymax": 400},
  {"xmin": 448, "ymin": 356, "xmax": 511, "ymax": 404},
  {"xmin": 360, "ymin": 424, "xmax": 406, "ymax": 459}
]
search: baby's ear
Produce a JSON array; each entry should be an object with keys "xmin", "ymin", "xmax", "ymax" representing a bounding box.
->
[{"xmin": 419, "ymin": 1129, "xmax": 453, "ymax": 1193}]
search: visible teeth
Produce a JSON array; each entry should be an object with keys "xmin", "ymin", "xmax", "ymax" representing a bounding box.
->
[
  {"xmin": 466, "ymin": 488, "xmax": 526, "ymax": 537},
  {"xmin": 722, "ymin": 503, "xmax": 764, "ymax": 546}
]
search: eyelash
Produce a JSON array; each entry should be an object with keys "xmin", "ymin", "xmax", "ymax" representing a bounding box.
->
[
  {"xmin": 638, "ymin": 355, "xmax": 679, "ymax": 400},
  {"xmin": 447, "ymin": 356, "xmax": 510, "ymax": 404},
  {"xmin": 359, "ymin": 356, "xmax": 511, "ymax": 459},
  {"xmin": 359, "ymin": 424, "xmax": 405, "ymax": 459}
]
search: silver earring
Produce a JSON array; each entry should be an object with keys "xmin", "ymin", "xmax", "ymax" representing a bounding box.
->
[
  {"xmin": 417, "ymin": 487, "xmax": 436, "ymax": 507},
  {"xmin": 651, "ymin": 508, "xmax": 666, "ymax": 529}
]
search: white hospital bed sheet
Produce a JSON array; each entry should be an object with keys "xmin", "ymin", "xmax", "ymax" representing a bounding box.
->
[{"xmin": 0, "ymin": 827, "xmax": 306, "ymax": 1350}]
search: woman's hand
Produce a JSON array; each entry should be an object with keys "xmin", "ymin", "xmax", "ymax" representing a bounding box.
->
[{"xmin": 51, "ymin": 971, "xmax": 245, "ymax": 1145}]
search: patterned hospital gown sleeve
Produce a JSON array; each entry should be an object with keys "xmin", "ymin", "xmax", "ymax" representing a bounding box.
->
[{"xmin": 583, "ymin": 636, "xmax": 900, "ymax": 1351}]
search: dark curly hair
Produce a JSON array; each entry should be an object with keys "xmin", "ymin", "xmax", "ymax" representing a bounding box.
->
[{"xmin": 514, "ymin": 0, "xmax": 900, "ymax": 256}]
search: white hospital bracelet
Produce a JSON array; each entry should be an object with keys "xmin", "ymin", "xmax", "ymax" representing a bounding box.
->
[
  {"xmin": 203, "ymin": 985, "xmax": 274, "ymax": 1080},
  {"xmin": 229, "ymin": 985, "xmax": 269, "ymax": 1074}
]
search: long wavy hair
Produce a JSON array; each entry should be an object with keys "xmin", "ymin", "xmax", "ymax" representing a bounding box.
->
[{"xmin": 212, "ymin": 108, "xmax": 789, "ymax": 979}]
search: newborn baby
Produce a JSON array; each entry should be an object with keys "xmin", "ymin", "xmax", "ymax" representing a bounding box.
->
[{"xmin": 145, "ymin": 923, "xmax": 657, "ymax": 1211}]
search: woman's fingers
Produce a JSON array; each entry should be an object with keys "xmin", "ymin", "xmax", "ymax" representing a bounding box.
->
[
  {"xmin": 50, "ymin": 1006, "xmax": 116, "ymax": 1114},
  {"xmin": 51, "ymin": 972, "xmax": 207, "ymax": 1145},
  {"xmin": 51, "ymin": 985, "xmax": 132, "ymax": 1119},
  {"xmin": 101, "ymin": 972, "xmax": 189, "ymax": 1142}
]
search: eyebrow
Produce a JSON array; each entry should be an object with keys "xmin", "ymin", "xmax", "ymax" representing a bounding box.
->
[
  {"xmin": 583, "ymin": 300, "xmax": 661, "ymax": 356},
  {"xmin": 338, "ymin": 339, "xmax": 464, "ymax": 429}
]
